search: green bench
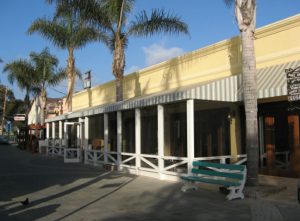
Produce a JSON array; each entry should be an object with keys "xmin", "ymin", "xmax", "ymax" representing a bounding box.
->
[{"xmin": 181, "ymin": 161, "xmax": 247, "ymax": 200}]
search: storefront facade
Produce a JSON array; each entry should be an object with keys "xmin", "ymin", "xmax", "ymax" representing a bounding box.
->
[{"xmin": 44, "ymin": 14, "xmax": 300, "ymax": 180}]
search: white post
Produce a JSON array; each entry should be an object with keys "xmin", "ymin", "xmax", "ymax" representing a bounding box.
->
[
  {"xmin": 104, "ymin": 113, "xmax": 108, "ymax": 163},
  {"xmin": 59, "ymin": 121, "xmax": 63, "ymax": 140},
  {"xmin": 46, "ymin": 123, "xmax": 50, "ymax": 139},
  {"xmin": 117, "ymin": 111, "xmax": 122, "ymax": 168},
  {"xmin": 135, "ymin": 108, "xmax": 141, "ymax": 174},
  {"xmin": 52, "ymin": 122, "xmax": 55, "ymax": 139},
  {"xmin": 157, "ymin": 105, "xmax": 165, "ymax": 179},
  {"xmin": 64, "ymin": 120, "xmax": 68, "ymax": 148},
  {"xmin": 84, "ymin": 117, "xmax": 89, "ymax": 149},
  {"xmin": 187, "ymin": 99, "xmax": 195, "ymax": 175},
  {"xmin": 77, "ymin": 123, "xmax": 80, "ymax": 147}
]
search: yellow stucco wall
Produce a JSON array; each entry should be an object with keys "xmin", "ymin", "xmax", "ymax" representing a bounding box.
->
[{"xmin": 72, "ymin": 14, "xmax": 300, "ymax": 112}]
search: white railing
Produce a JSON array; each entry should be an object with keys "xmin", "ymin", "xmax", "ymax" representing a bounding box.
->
[
  {"xmin": 260, "ymin": 151, "xmax": 290, "ymax": 168},
  {"xmin": 107, "ymin": 151, "xmax": 118, "ymax": 164},
  {"xmin": 140, "ymin": 154, "xmax": 159, "ymax": 172},
  {"xmin": 64, "ymin": 148, "xmax": 82, "ymax": 163},
  {"xmin": 48, "ymin": 139, "xmax": 53, "ymax": 147},
  {"xmin": 162, "ymin": 156, "xmax": 188, "ymax": 175},
  {"xmin": 84, "ymin": 149, "xmax": 105, "ymax": 166},
  {"xmin": 120, "ymin": 152, "xmax": 136, "ymax": 168},
  {"xmin": 194, "ymin": 154, "xmax": 247, "ymax": 165}
]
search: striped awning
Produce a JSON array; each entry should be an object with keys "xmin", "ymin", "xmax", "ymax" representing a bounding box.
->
[{"xmin": 46, "ymin": 60, "xmax": 299, "ymax": 122}]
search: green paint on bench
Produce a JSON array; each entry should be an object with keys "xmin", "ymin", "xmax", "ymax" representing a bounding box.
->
[
  {"xmin": 193, "ymin": 161, "xmax": 245, "ymax": 171},
  {"xmin": 181, "ymin": 176, "xmax": 240, "ymax": 187},
  {"xmin": 191, "ymin": 168, "xmax": 244, "ymax": 180}
]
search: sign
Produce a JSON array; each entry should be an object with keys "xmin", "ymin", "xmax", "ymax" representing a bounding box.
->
[
  {"xmin": 83, "ymin": 70, "xmax": 91, "ymax": 89},
  {"xmin": 14, "ymin": 114, "xmax": 26, "ymax": 121},
  {"xmin": 286, "ymin": 66, "xmax": 300, "ymax": 101},
  {"xmin": 5, "ymin": 121, "xmax": 12, "ymax": 133}
]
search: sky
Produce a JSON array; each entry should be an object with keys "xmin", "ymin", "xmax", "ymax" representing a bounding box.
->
[{"xmin": 1, "ymin": 0, "xmax": 300, "ymax": 100}]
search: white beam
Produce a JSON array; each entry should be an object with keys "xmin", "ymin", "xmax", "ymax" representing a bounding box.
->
[
  {"xmin": 135, "ymin": 108, "xmax": 141, "ymax": 173},
  {"xmin": 187, "ymin": 99, "xmax": 195, "ymax": 174},
  {"xmin": 104, "ymin": 113, "xmax": 108, "ymax": 163},
  {"xmin": 117, "ymin": 111, "xmax": 122, "ymax": 168},
  {"xmin": 157, "ymin": 105, "xmax": 165, "ymax": 179}
]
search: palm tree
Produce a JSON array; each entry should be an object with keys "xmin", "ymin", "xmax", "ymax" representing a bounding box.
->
[
  {"xmin": 28, "ymin": 1, "xmax": 103, "ymax": 112},
  {"xmin": 3, "ymin": 59, "xmax": 36, "ymax": 111},
  {"xmin": 29, "ymin": 47, "xmax": 66, "ymax": 124},
  {"xmin": 3, "ymin": 48, "xmax": 67, "ymax": 125},
  {"xmin": 61, "ymin": 0, "xmax": 189, "ymax": 101},
  {"xmin": 225, "ymin": 0, "xmax": 258, "ymax": 186}
]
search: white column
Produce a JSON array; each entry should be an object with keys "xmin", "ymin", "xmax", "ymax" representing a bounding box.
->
[
  {"xmin": 157, "ymin": 105, "xmax": 165, "ymax": 179},
  {"xmin": 84, "ymin": 117, "xmax": 89, "ymax": 149},
  {"xmin": 117, "ymin": 111, "xmax": 122, "ymax": 168},
  {"xmin": 46, "ymin": 123, "xmax": 50, "ymax": 139},
  {"xmin": 187, "ymin": 99, "xmax": 195, "ymax": 174},
  {"xmin": 52, "ymin": 122, "xmax": 55, "ymax": 139},
  {"xmin": 77, "ymin": 122, "xmax": 80, "ymax": 147},
  {"xmin": 135, "ymin": 108, "xmax": 141, "ymax": 173},
  {"xmin": 59, "ymin": 121, "xmax": 63, "ymax": 139},
  {"xmin": 104, "ymin": 113, "xmax": 108, "ymax": 163},
  {"xmin": 64, "ymin": 120, "xmax": 68, "ymax": 147},
  {"xmin": 59, "ymin": 121, "xmax": 63, "ymax": 147}
]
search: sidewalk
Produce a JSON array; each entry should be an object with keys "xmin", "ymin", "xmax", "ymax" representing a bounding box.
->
[{"xmin": 0, "ymin": 144, "xmax": 299, "ymax": 221}]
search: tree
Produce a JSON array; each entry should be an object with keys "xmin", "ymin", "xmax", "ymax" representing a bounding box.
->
[
  {"xmin": 225, "ymin": 0, "xmax": 258, "ymax": 186},
  {"xmin": 3, "ymin": 48, "xmax": 66, "ymax": 125},
  {"xmin": 29, "ymin": 47, "xmax": 66, "ymax": 124},
  {"xmin": 28, "ymin": 1, "xmax": 103, "ymax": 112},
  {"xmin": 3, "ymin": 59, "xmax": 37, "ymax": 111},
  {"xmin": 61, "ymin": 0, "xmax": 189, "ymax": 101}
]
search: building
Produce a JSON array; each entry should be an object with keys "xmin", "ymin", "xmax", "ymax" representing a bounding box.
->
[{"xmin": 45, "ymin": 14, "xmax": 300, "ymax": 180}]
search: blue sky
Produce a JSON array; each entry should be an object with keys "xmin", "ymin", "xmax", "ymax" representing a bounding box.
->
[{"xmin": 1, "ymin": 0, "xmax": 300, "ymax": 100}]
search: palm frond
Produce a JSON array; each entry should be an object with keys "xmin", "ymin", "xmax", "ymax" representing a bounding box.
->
[
  {"xmin": 72, "ymin": 26, "xmax": 109, "ymax": 49},
  {"xmin": 224, "ymin": 0, "xmax": 234, "ymax": 7},
  {"xmin": 47, "ymin": 67, "xmax": 67, "ymax": 86},
  {"xmin": 3, "ymin": 60, "xmax": 35, "ymax": 86},
  {"xmin": 28, "ymin": 18, "xmax": 69, "ymax": 49},
  {"xmin": 128, "ymin": 9, "xmax": 189, "ymax": 37}
]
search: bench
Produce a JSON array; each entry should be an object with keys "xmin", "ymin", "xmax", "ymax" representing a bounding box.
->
[{"xmin": 181, "ymin": 161, "xmax": 247, "ymax": 200}]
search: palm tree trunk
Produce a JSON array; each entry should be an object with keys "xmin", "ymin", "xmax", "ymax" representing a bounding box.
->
[
  {"xmin": 67, "ymin": 47, "xmax": 75, "ymax": 112},
  {"xmin": 40, "ymin": 89, "xmax": 46, "ymax": 125},
  {"xmin": 241, "ymin": 28, "xmax": 258, "ymax": 186},
  {"xmin": 113, "ymin": 35, "xmax": 125, "ymax": 102}
]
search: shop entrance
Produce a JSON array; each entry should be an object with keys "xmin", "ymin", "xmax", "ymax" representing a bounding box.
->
[{"xmin": 259, "ymin": 102, "xmax": 300, "ymax": 177}]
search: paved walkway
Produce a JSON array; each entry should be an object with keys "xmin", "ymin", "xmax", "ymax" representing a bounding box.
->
[{"xmin": 0, "ymin": 144, "xmax": 299, "ymax": 221}]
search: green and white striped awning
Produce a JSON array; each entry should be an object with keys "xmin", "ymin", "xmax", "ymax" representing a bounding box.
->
[{"xmin": 46, "ymin": 60, "xmax": 300, "ymax": 122}]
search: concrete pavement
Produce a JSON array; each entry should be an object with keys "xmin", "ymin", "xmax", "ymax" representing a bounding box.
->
[{"xmin": 0, "ymin": 144, "xmax": 299, "ymax": 221}]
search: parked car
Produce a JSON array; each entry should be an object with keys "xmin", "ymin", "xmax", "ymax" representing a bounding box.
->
[{"xmin": 0, "ymin": 136, "xmax": 9, "ymax": 145}]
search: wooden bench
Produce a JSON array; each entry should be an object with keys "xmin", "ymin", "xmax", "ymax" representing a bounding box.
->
[{"xmin": 181, "ymin": 161, "xmax": 247, "ymax": 200}]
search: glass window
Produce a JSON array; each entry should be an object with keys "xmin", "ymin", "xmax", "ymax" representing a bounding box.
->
[
  {"xmin": 164, "ymin": 102, "xmax": 187, "ymax": 157},
  {"xmin": 122, "ymin": 110, "xmax": 135, "ymax": 153},
  {"xmin": 141, "ymin": 107, "xmax": 157, "ymax": 154}
]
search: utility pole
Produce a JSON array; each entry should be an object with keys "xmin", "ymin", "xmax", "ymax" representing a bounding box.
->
[{"xmin": 1, "ymin": 86, "xmax": 7, "ymax": 135}]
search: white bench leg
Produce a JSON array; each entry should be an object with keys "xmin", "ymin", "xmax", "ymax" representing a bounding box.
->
[
  {"xmin": 226, "ymin": 187, "xmax": 244, "ymax": 200},
  {"xmin": 181, "ymin": 182, "xmax": 198, "ymax": 192}
]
